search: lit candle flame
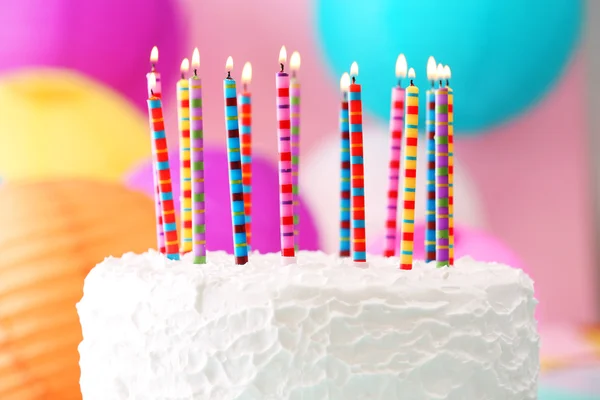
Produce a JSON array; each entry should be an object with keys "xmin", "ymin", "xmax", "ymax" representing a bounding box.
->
[
  {"xmin": 444, "ymin": 65, "xmax": 451, "ymax": 81},
  {"xmin": 279, "ymin": 46, "xmax": 287, "ymax": 65},
  {"xmin": 408, "ymin": 68, "xmax": 416, "ymax": 79},
  {"xmin": 437, "ymin": 63, "xmax": 445, "ymax": 81},
  {"xmin": 350, "ymin": 61, "xmax": 359, "ymax": 77},
  {"xmin": 180, "ymin": 58, "xmax": 190, "ymax": 76},
  {"xmin": 426, "ymin": 56, "xmax": 437, "ymax": 81},
  {"xmin": 150, "ymin": 46, "xmax": 159, "ymax": 65},
  {"xmin": 340, "ymin": 72, "xmax": 350, "ymax": 92},
  {"xmin": 191, "ymin": 48, "xmax": 200, "ymax": 75},
  {"xmin": 395, "ymin": 54, "xmax": 407, "ymax": 79},
  {"xmin": 290, "ymin": 51, "xmax": 301, "ymax": 72},
  {"xmin": 226, "ymin": 56, "xmax": 234, "ymax": 72},
  {"xmin": 242, "ymin": 62, "xmax": 252, "ymax": 84}
]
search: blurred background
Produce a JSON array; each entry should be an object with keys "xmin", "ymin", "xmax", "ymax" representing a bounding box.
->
[{"xmin": 0, "ymin": 0, "xmax": 597, "ymax": 398}]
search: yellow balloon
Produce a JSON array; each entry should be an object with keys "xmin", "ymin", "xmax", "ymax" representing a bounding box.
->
[
  {"xmin": 0, "ymin": 69, "xmax": 150, "ymax": 182},
  {"xmin": 0, "ymin": 180, "xmax": 157, "ymax": 400}
]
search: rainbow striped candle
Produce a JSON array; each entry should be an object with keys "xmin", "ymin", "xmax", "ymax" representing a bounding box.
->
[
  {"xmin": 290, "ymin": 51, "xmax": 301, "ymax": 252},
  {"xmin": 147, "ymin": 82, "xmax": 180, "ymax": 260},
  {"xmin": 384, "ymin": 54, "xmax": 407, "ymax": 257},
  {"xmin": 146, "ymin": 47, "xmax": 165, "ymax": 253},
  {"xmin": 224, "ymin": 56, "xmax": 249, "ymax": 265},
  {"xmin": 177, "ymin": 58, "xmax": 192, "ymax": 255},
  {"xmin": 445, "ymin": 65, "xmax": 455, "ymax": 266},
  {"xmin": 276, "ymin": 46, "xmax": 295, "ymax": 262},
  {"xmin": 425, "ymin": 56, "xmax": 437, "ymax": 263},
  {"xmin": 399, "ymin": 68, "xmax": 419, "ymax": 270},
  {"xmin": 189, "ymin": 48, "xmax": 206, "ymax": 264},
  {"xmin": 239, "ymin": 62, "xmax": 253, "ymax": 248},
  {"xmin": 339, "ymin": 73, "xmax": 351, "ymax": 258},
  {"xmin": 348, "ymin": 62, "xmax": 366, "ymax": 263},
  {"xmin": 435, "ymin": 83, "xmax": 450, "ymax": 268}
]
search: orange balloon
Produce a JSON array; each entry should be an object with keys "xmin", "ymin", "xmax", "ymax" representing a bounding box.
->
[{"xmin": 0, "ymin": 180, "xmax": 156, "ymax": 400}]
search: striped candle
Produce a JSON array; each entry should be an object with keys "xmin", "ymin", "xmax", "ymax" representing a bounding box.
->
[
  {"xmin": 276, "ymin": 47, "xmax": 295, "ymax": 262},
  {"xmin": 399, "ymin": 69, "xmax": 419, "ymax": 270},
  {"xmin": 290, "ymin": 54, "xmax": 301, "ymax": 252},
  {"xmin": 189, "ymin": 48, "xmax": 206, "ymax": 264},
  {"xmin": 348, "ymin": 62, "xmax": 366, "ymax": 263},
  {"xmin": 339, "ymin": 73, "xmax": 351, "ymax": 257},
  {"xmin": 447, "ymin": 71, "xmax": 454, "ymax": 266},
  {"xmin": 224, "ymin": 57, "xmax": 249, "ymax": 265},
  {"xmin": 147, "ymin": 47, "xmax": 165, "ymax": 253},
  {"xmin": 239, "ymin": 62, "xmax": 253, "ymax": 248},
  {"xmin": 177, "ymin": 59, "xmax": 192, "ymax": 255},
  {"xmin": 147, "ymin": 90, "xmax": 180, "ymax": 260},
  {"xmin": 425, "ymin": 87, "xmax": 436, "ymax": 262},
  {"xmin": 435, "ymin": 86, "xmax": 450, "ymax": 267}
]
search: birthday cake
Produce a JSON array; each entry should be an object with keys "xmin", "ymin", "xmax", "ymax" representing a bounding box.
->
[{"xmin": 77, "ymin": 251, "xmax": 539, "ymax": 399}]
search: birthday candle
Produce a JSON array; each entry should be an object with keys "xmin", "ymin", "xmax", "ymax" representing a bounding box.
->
[
  {"xmin": 189, "ymin": 48, "xmax": 206, "ymax": 264},
  {"xmin": 239, "ymin": 62, "xmax": 253, "ymax": 248},
  {"xmin": 276, "ymin": 46, "xmax": 296, "ymax": 262},
  {"xmin": 445, "ymin": 65, "xmax": 455, "ymax": 266},
  {"xmin": 290, "ymin": 51, "xmax": 301, "ymax": 251},
  {"xmin": 348, "ymin": 62, "xmax": 366, "ymax": 263},
  {"xmin": 224, "ymin": 56, "xmax": 249, "ymax": 265},
  {"xmin": 147, "ymin": 75, "xmax": 180, "ymax": 260},
  {"xmin": 177, "ymin": 58, "xmax": 192, "ymax": 255},
  {"xmin": 425, "ymin": 56, "xmax": 437, "ymax": 263},
  {"xmin": 146, "ymin": 46, "xmax": 165, "ymax": 253},
  {"xmin": 399, "ymin": 68, "xmax": 419, "ymax": 270},
  {"xmin": 435, "ymin": 64, "xmax": 450, "ymax": 268},
  {"xmin": 339, "ymin": 72, "xmax": 351, "ymax": 258},
  {"xmin": 384, "ymin": 54, "xmax": 407, "ymax": 257}
]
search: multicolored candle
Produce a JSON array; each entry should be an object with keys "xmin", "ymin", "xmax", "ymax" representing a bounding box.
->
[
  {"xmin": 348, "ymin": 62, "xmax": 366, "ymax": 263},
  {"xmin": 425, "ymin": 56, "xmax": 437, "ymax": 263},
  {"xmin": 445, "ymin": 64, "xmax": 454, "ymax": 266},
  {"xmin": 290, "ymin": 51, "xmax": 301, "ymax": 251},
  {"xmin": 276, "ymin": 46, "xmax": 295, "ymax": 263},
  {"xmin": 189, "ymin": 48, "xmax": 206, "ymax": 264},
  {"xmin": 177, "ymin": 58, "xmax": 192, "ymax": 255},
  {"xmin": 435, "ymin": 63, "xmax": 450, "ymax": 268},
  {"xmin": 383, "ymin": 54, "xmax": 407, "ymax": 257},
  {"xmin": 239, "ymin": 62, "xmax": 253, "ymax": 248},
  {"xmin": 147, "ymin": 75, "xmax": 179, "ymax": 260},
  {"xmin": 339, "ymin": 72, "xmax": 351, "ymax": 258},
  {"xmin": 146, "ymin": 46, "xmax": 165, "ymax": 253},
  {"xmin": 224, "ymin": 56, "xmax": 249, "ymax": 265},
  {"xmin": 399, "ymin": 68, "xmax": 419, "ymax": 270}
]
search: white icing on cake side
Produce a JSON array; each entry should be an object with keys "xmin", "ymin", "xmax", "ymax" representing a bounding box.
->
[{"xmin": 77, "ymin": 251, "xmax": 539, "ymax": 400}]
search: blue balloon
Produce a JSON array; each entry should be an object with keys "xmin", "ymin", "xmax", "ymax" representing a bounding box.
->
[{"xmin": 315, "ymin": 0, "xmax": 582, "ymax": 133}]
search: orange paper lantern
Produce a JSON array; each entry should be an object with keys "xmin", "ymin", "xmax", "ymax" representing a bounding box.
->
[{"xmin": 0, "ymin": 180, "xmax": 156, "ymax": 400}]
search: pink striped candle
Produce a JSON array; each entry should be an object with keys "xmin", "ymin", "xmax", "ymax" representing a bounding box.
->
[{"xmin": 276, "ymin": 46, "xmax": 295, "ymax": 262}]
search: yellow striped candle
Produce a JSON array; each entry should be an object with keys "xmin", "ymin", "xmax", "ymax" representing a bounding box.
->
[{"xmin": 177, "ymin": 58, "xmax": 192, "ymax": 254}]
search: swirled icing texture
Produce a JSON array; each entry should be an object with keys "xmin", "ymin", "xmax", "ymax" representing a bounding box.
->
[{"xmin": 77, "ymin": 251, "xmax": 539, "ymax": 400}]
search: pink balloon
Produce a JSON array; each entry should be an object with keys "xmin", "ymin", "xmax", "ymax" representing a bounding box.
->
[
  {"xmin": 126, "ymin": 148, "xmax": 320, "ymax": 253},
  {"xmin": 0, "ymin": 0, "xmax": 186, "ymax": 109}
]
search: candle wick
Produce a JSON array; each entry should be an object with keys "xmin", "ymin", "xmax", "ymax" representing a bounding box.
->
[
  {"xmin": 194, "ymin": 69, "xmax": 198, "ymax": 77},
  {"xmin": 280, "ymin": 63, "xmax": 284, "ymax": 72},
  {"xmin": 181, "ymin": 73, "xmax": 185, "ymax": 80},
  {"xmin": 446, "ymin": 79, "xmax": 450, "ymax": 87},
  {"xmin": 439, "ymin": 80, "xmax": 443, "ymax": 87},
  {"xmin": 243, "ymin": 83, "xmax": 247, "ymax": 92},
  {"xmin": 430, "ymin": 80, "xmax": 435, "ymax": 88},
  {"xmin": 150, "ymin": 89, "xmax": 154, "ymax": 96},
  {"xmin": 352, "ymin": 76, "xmax": 356, "ymax": 84},
  {"xmin": 227, "ymin": 71, "xmax": 231, "ymax": 79},
  {"xmin": 410, "ymin": 79, "xmax": 414, "ymax": 86},
  {"xmin": 151, "ymin": 63, "xmax": 156, "ymax": 71},
  {"xmin": 397, "ymin": 78, "xmax": 402, "ymax": 87}
]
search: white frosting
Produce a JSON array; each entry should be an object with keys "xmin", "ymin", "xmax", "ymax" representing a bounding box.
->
[{"xmin": 78, "ymin": 251, "xmax": 539, "ymax": 400}]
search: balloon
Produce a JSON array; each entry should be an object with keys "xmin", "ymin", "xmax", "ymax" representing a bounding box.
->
[
  {"xmin": 316, "ymin": 0, "xmax": 582, "ymax": 132},
  {"xmin": 0, "ymin": 180, "xmax": 156, "ymax": 399},
  {"xmin": 126, "ymin": 148, "xmax": 321, "ymax": 252},
  {"xmin": 0, "ymin": 0, "xmax": 185, "ymax": 109},
  {"xmin": 0, "ymin": 69, "xmax": 150, "ymax": 182},
  {"xmin": 300, "ymin": 121, "xmax": 485, "ymax": 253}
]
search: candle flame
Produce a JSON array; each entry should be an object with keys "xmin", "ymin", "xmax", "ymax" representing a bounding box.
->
[
  {"xmin": 444, "ymin": 65, "xmax": 451, "ymax": 80},
  {"xmin": 148, "ymin": 74, "xmax": 156, "ymax": 93},
  {"xmin": 180, "ymin": 58, "xmax": 190, "ymax": 75},
  {"xmin": 150, "ymin": 46, "xmax": 159, "ymax": 64},
  {"xmin": 350, "ymin": 61, "xmax": 359, "ymax": 77},
  {"xmin": 395, "ymin": 54, "xmax": 407, "ymax": 78},
  {"xmin": 290, "ymin": 51, "xmax": 301, "ymax": 71},
  {"xmin": 226, "ymin": 56, "xmax": 234, "ymax": 72},
  {"xmin": 340, "ymin": 72, "xmax": 350, "ymax": 92},
  {"xmin": 426, "ymin": 56, "xmax": 437, "ymax": 81},
  {"xmin": 242, "ymin": 62, "xmax": 252, "ymax": 84},
  {"xmin": 408, "ymin": 68, "xmax": 416, "ymax": 79},
  {"xmin": 437, "ymin": 63, "xmax": 445, "ymax": 80},
  {"xmin": 279, "ymin": 46, "xmax": 287, "ymax": 65},
  {"xmin": 191, "ymin": 48, "xmax": 200, "ymax": 70}
]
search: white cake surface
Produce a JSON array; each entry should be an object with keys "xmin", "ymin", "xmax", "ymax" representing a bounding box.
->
[{"xmin": 78, "ymin": 251, "xmax": 539, "ymax": 400}]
